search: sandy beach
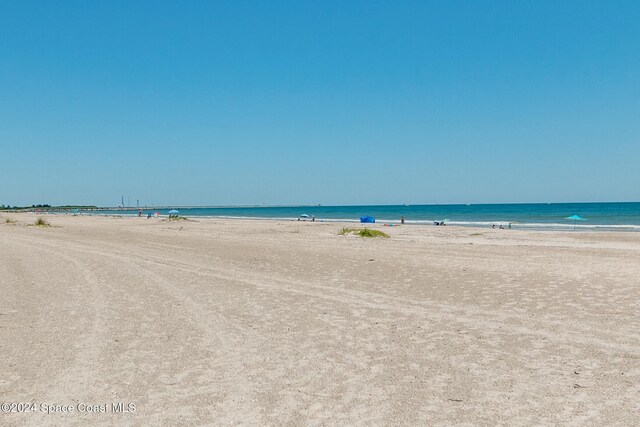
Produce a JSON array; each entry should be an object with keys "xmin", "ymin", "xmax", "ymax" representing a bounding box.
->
[{"xmin": 1, "ymin": 213, "xmax": 639, "ymax": 425}]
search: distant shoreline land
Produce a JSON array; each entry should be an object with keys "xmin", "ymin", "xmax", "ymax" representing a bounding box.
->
[{"xmin": 1, "ymin": 204, "xmax": 99, "ymax": 212}]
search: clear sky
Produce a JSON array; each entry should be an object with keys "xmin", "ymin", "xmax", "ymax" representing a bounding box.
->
[{"xmin": 1, "ymin": 1, "xmax": 639, "ymax": 207}]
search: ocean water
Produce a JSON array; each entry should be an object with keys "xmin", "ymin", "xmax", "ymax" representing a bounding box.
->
[{"xmin": 81, "ymin": 202, "xmax": 640, "ymax": 231}]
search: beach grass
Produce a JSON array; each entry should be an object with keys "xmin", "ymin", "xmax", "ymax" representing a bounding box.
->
[
  {"xmin": 339, "ymin": 227, "xmax": 389, "ymax": 238},
  {"xmin": 34, "ymin": 217, "xmax": 51, "ymax": 227},
  {"xmin": 4, "ymin": 217, "xmax": 17, "ymax": 224}
]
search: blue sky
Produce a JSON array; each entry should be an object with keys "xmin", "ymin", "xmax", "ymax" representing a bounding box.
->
[{"xmin": 1, "ymin": 1, "xmax": 639, "ymax": 206}]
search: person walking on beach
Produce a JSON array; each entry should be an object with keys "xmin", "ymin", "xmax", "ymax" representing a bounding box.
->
[{"xmin": 401, "ymin": 216, "xmax": 405, "ymax": 225}]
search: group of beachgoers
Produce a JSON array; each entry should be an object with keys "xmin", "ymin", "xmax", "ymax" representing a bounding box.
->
[
  {"xmin": 492, "ymin": 223, "xmax": 512, "ymax": 229},
  {"xmin": 138, "ymin": 209, "xmax": 160, "ymax": 219}
]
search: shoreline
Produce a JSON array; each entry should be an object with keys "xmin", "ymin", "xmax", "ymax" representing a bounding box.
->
[{"xmin": 10, "ymin": 210, "xmax": 640, "ymax": 232}]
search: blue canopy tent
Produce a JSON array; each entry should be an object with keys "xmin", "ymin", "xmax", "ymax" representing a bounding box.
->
[
  {"xmin": 565, "ymin": 214, "xmax": 586, "ymax": 231},
  {"xmin": 360, "ymin": 216, "xmax": 375, "ymax": 223}
]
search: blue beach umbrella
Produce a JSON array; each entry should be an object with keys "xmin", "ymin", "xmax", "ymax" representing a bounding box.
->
[
  {"xmin": 565, "ymin": 214, "xmax": 586, "ymax": 231},
  {"xmin": 299, "ymin": 214, "xmax": 309, "ymax": 218},
  {"xmin": 168, "ymin": 209, "xmax": 179, "ymax": 216}
]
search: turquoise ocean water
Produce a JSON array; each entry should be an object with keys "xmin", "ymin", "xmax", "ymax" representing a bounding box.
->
[{"xmin": 81, "ymin": 202, "xmax": 640, "ymax": 231}]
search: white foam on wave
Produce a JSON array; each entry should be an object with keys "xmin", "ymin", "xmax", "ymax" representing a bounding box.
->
[{"xmin": 447, "ymin": 221, "xmax": 640, "ymax": 230}]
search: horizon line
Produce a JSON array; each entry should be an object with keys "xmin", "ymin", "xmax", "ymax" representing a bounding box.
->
[{"xmin": 5, "ymin": 200, "xmax": 639, "ymax": 210}]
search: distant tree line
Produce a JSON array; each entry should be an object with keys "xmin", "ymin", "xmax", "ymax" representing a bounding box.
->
[
  {"xmin": 1, "ymin": 204, "xmax": 97, "ymax": 210},
  {"xmin": 1, "ymin": 204, "xmax": 50, "ymax": 209}
]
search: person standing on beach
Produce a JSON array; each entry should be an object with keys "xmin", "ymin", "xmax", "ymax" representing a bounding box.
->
[{"xmin": 401, "ymin": 216, "xmax": 405, "ymax": 225}]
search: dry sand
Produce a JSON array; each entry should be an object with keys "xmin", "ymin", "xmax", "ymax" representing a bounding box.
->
[{"xmin": 1, "ymin": 213, "xmax": 639, "ymax": 425}]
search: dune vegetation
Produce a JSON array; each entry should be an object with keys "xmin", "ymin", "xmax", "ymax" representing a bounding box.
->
[{"xmin": 338, "ymin": 228, "xmax": 389, "ymax": 238}]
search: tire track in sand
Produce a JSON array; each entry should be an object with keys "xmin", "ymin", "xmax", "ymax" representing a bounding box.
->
[{"xmin": 8, "ymin": 234, "xmax": 263, "ymax": 425}]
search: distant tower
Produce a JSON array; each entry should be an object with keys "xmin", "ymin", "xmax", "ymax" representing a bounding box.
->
[{"xmin": 121, "ymin": 196, "xmax": 124, "ymax": 207}]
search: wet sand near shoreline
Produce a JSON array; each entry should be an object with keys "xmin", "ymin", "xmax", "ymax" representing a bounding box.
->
[{"xmin": 1, "ymin": 213, "xmax": 639, "ymax": 425}]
